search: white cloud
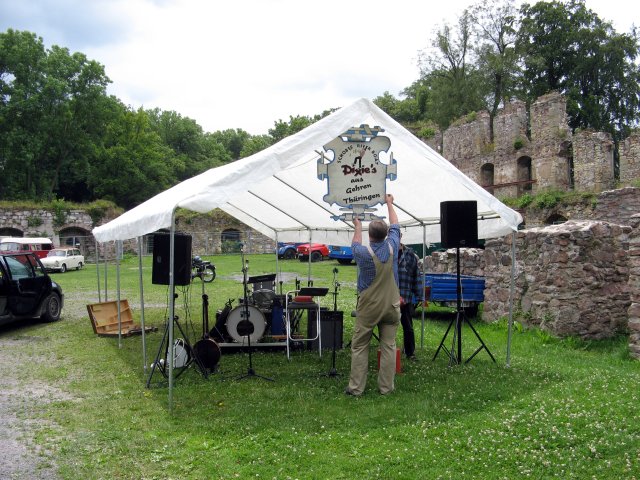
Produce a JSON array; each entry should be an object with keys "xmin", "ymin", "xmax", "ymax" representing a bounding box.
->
[{"xmin": 0, "ymin": 0, "xmax": 637, "ymax": 134}]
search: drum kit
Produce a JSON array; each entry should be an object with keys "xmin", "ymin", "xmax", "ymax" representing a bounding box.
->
[
  {"xmin": 147, "ymin": 246, "xmax": 338, "ymax": 386},
  {"xmin": 211, "ymin": 272, "xmax": 283, "ymax": 346}
]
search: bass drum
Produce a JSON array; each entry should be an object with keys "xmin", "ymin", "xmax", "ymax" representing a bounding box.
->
[{"xmin": 226, "ymin": 305, "xmax": 266, "ymax": 344}]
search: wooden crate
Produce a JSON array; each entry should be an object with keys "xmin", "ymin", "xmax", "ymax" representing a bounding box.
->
[{"xmin": 86, "ymin": 300, "xmax": 154, "ymax": 337}]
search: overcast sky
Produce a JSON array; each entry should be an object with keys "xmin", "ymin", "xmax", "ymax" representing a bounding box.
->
[{"xmin": 0, "ymin": 0, "xmax": 637, "ymax": 135}]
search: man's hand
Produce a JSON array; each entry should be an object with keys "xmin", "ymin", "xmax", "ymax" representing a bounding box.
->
[{"xmin": 386, "ymin": 193, "xmax": 398, "ymax": 225}]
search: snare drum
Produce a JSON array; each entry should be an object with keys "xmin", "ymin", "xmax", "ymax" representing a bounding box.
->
[{"xmin": 226, "ymin": 305, "xmax": 266, "ymax": 343}]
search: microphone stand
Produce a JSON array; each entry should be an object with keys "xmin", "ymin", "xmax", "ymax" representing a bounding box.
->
[
  {"xmin": 236, "ymin": 243, "xmax": 273, "ymax": 381},
  {"xmin": 323, "ymin": 267, "xmax": 342, "ymax": 377}
]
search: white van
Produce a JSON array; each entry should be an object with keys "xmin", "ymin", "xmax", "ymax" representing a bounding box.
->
[{"xmin": 0, "ymin": 237, "xmax": 54, "ymax": 259}]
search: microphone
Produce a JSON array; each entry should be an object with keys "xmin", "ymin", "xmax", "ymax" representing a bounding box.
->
[{"xmin": 333, "ymin": 267, "xmax": 339, "ymax": 274}]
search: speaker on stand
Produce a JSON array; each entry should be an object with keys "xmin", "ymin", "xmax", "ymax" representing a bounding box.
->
[
  {"xmin": 433, "ymin": 201, "xmax": 495, "ymax": 365},
  {"xmin": 152, "ymin": 232, "xmax": 192, "ymax": 286}
]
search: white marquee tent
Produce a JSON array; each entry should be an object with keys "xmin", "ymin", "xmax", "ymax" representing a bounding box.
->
[
  {"xmin": 92, "ymin": 98, "xmax": 522, "ymax": 408},
  {"xmin": 93, "ymin": 98, "xmax": 521, "ymax": 245}
]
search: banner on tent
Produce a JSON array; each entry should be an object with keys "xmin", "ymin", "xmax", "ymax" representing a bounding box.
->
[{"xmin": 317, "ymin": 124, "xmax": 397, "ymax": 222}]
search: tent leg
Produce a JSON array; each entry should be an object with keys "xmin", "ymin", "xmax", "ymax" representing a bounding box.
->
[{"xmin": 506, "ymin": 231, "xmax": 516, "ymax": 367}]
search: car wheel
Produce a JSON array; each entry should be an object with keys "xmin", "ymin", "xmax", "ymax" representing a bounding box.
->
[
  {"xmin": 337, "ymin": 259, "xmax": 352, "ymax": 265},
  {"xmin": 284, "ymin": 249, "xmax": 296, "ymax": 260},
  {"xmin": 77, "ymin": 262, "xmax": 83, "ymax": 270},
  {"xmin": 40, "ymin": 293, "xmax": 62, "ymax": 322},
  {"xmin": 310, "ymin": 251, "xmax": 323, "ymax": 262},
  {"xmin": 60, "ymin": 264, "xmax": 67, "ymax": 273}
]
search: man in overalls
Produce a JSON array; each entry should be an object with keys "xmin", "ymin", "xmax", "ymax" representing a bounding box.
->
[{"xmin": 345, "ymin": 194, "xmax": 401, "ymax": 396}]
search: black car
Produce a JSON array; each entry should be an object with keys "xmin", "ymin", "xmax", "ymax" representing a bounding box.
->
[{"xmin": 0, "ymin": 253, "xmax": 64, "ymax": 327}]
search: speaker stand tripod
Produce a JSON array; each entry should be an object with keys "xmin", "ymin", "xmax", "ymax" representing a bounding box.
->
[
  {"xmin": 432, "ymin": 247, "xmax": 496, "ymax": 365},
  {"xmin": 235, "ymin": 245, "xmax": 273, "ymax": 382},
  {"xmin": 323, "ymin": 268, "xmax": 342, "ymax": 378},
  {"xmin": 147, "ymin": 308, "xmax": 208, "ymax": 388}
]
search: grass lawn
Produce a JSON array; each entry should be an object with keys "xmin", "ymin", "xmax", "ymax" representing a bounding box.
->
[{"xmin": 2, "ymin": 253, "xmax": 639, "ymax": 479}]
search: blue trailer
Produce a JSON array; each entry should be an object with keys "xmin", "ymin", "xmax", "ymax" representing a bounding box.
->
[{"xmin": 422, "ymin": 273, "xmax": 485, "ymax": 316}]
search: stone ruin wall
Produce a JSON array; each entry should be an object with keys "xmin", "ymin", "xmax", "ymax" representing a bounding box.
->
[
  {"xmin": 626, "ymin": 214, "xmax": 640, "ymax": 359},
  {"xmin": 441, "ymin": 91, "xmax": 637, "ymax": 197},
  {"xmin": 177, "ymin": 214, "xmax": 275, "ymax": 255},
  {"xmin": 482, "ymin": 220, "xmax": 630, "ymax": 340},
  {"xmin": 572, "ymin": 130, "xmax": 616, "ymax": 192},
  {"xmin": 522, "ymin": 186, "xmax": 640, "ymax": 228},
  {"xmin": 423, "ymin": 187, "xmax": 640, "ymax": 345},
  {"xmin": 619, "ymin": 132, "xmax": 640, "ymax": 185},
  {"xmin": 422, "ymin": 248, "xmax": 485, "ymax": 277}
]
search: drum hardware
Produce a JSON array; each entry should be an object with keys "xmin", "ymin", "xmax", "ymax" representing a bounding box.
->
[
  {"xmin": 323, "ymin": 267, "xmax": 342, "ymax": 378},
  {"xmin": 211, "ymin": 298, "xmax": 234, "ymax": 342},
  {"xmin": 235, "ymin": 243, "xmax": 273, "ymax": 381},
  {"xmin": 192, "ymin": 278, "xmax": 221, "ymax": 372}
]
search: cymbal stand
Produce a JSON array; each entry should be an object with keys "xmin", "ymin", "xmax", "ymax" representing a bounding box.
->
[
  {"xmin": 323, "ymin": 267, "xmax": 342, "ymax": 377},
  {"xmin": 235, "ymin": 244, "xmax": 273, "ymax": 381}
]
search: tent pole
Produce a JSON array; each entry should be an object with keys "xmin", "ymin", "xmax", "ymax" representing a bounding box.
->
[
  {"xmin": 168, "ymin": 213, "xmax": 176, "ymax": 412},
  {"xmin": 95, "ymin": 238, "xmax": 101, "ymax": 304},
  {"xmin": 116, "ymin": 240, "xmax": 122, "ymax": 349},
  {"xmin": 420, "ymin": 225, "xmax": 426, "ymax": 349},
  {"xmin": 138, "ymin": 237, "xmax": 148, "ymax": 375},
  {"xmin": 274, "ymin": 231, "xmax": 280, "ymax": 288},
  {"xmin": 506, "ymin": 231, "xmax": 516, "ymax": 367},
  {"xmin": 307, "ymin": 230, "xmax": 312, "ymax": 285},
  {"xmin": 104, "ymin": 245, "xmax": 108, "ymax": 302}
]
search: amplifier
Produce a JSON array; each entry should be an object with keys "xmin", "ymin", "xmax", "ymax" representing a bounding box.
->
[{"xmin": 307, "ymin": 310, "xmax": 343, "ymax": 350}]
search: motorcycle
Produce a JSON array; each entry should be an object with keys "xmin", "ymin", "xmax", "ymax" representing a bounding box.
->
[{"xmin": 191, "ymin": 256, "xmax": 216, "ymax": 283}]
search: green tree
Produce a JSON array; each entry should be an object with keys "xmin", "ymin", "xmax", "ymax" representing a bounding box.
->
[
  {"xmin": 208, "ymin": 128, "xmax": 251, "ymax": 160},
  {"xmin": 146, "ymin": 108, "xmax": 227, "ymax": 180},
  {"xmin": 90, "ymin": 107, "xmax": 175, "ymax": 209},
  {"xmin": 517, "ymin": 0, "xmax": 640, "ymax": 139},
  {"xmin": 0, "ymin": 29, "xmax": 111, "ymax": 201},
  {"xmin": 416, "ymin": 10, "xmax": 486, "ymax": 129},
  {"xmin": 470, "ymin": 0, "xmax": 520, "ymax": 137}
]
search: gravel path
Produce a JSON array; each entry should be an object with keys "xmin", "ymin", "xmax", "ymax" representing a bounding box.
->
[{"xmin": 0, "ymin": 327, "xmax": 64, "ymax": 479}]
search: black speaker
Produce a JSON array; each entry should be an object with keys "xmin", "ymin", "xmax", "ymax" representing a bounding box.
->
[
  {"xmin": 151, "ymin": 233, "xmax": 192, "ymax": 286},
  {"xmin": 308, "ymin": 310, "xmax": 344, "ymax": 350},
  {"xmin": 440, "ymin": 201, "xmax": 478, "ymax": 248}
]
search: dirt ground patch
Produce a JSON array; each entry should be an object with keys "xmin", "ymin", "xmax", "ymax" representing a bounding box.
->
[{"xmin": 0, "ymin": 330, "xmax": 68, "ymax": 479}]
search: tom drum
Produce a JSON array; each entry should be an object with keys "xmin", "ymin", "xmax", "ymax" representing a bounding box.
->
[{"xmin": 226, "ymin": 305, "xmax": 266, "ymax": 344}]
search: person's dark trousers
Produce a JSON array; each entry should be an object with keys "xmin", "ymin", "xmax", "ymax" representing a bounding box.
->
[{"xmin": 400, "ymin": 303, "xmax": 415, "ymax": 358}]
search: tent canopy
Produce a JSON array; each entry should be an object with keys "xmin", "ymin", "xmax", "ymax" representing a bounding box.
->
[{"xmin": 93, "ymin": 98, "xmax": 522, "ymax": 245}]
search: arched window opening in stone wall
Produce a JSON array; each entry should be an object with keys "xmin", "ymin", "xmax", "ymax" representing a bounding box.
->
[
  {"xmin": 221, "ymin": 228, "xmax": 241, "ymax": 253},
  {"xmin": 59, "ymin": 226, "xmax": 91, "ymax": 254},
  {"xmin": 517, "ymin": 156, "xmax": 533, "ymax": 196},
  {"xmin": 545, "ymin": 213, "xmax": 568, "ymax": 225},
  {"xmin": 0, "ymin": 227, "xmax": 23, "ymax": 238},
  {"xmin": 481, "ymin": 163, "xmax": 495, "ymax": 194}
]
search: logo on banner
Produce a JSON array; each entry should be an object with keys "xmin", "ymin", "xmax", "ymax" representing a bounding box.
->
[{"xmin": 317, "ymin": 124, "xmax": 397, "ymax": 221}]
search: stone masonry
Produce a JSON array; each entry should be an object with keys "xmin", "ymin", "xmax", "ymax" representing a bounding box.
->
[
  {"xmin": 482, "ymin": 220, "xmax": 630, "ymax": 340},
  {"xmin": 627, "ymin": 214, "xmax": 640, "ymax": 359},
  {"xmin": 441, "ymin": 91, "xmax": 637, "ymax": 198}
]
